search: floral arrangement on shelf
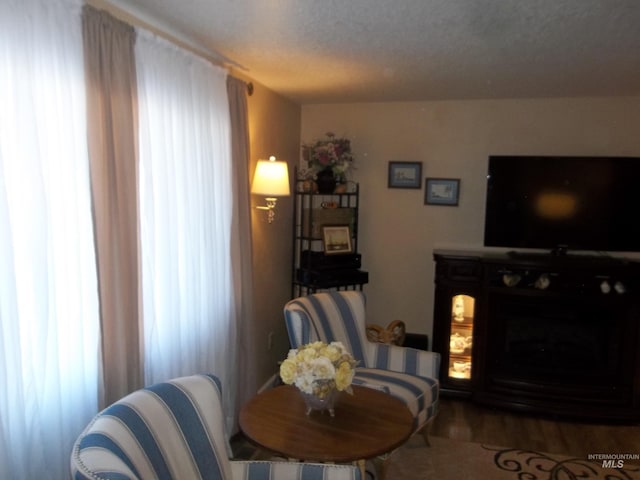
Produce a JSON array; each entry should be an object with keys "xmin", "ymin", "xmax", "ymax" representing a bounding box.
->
[
  {"xmin": 301, "ymin": 132, "xmax": 354, "ymax": 183},
  {"xmin": 279, "ymin": 341, "xmax": 357, "ymax": 398}
]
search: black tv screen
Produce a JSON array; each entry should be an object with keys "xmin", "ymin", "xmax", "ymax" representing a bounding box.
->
[{"xmin": 484, "ymin": 155, "xmax": 640, "ymax": 253}]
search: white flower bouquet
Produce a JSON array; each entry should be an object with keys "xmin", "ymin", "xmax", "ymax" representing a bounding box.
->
[{"xmin": 279, "ymin": 341, "xmax": 357, "ymax": 399}]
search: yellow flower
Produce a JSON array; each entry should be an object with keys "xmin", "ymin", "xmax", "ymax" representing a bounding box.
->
[
  {"xmin": 300, "ymin": 347, "xmax": 318, "ymax": 363},
  {"xmin": 335, "ymin": 361, "xmax": 355, "ymax": 391},
  {"xmin": 308, "ymin": 341, "xmax": 324, "ymax": 351},
  {"xmin": 279, "ymin": 358, "xmax": 297, "ymax": 385},
  {"xmin": 323, "ymin": 343, "xmax": 342, "ymax": 362}
]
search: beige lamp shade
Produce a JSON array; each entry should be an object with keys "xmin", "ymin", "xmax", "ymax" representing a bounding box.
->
[{"xmin": 251, "ymin": 156, "xmax": 290, "ymax": 196}]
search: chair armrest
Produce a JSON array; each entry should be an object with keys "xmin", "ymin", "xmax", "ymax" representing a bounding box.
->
[
  {"xmin": 230, "ymin": 460, "xmax": 361, "ymax": 479},
  {"xmin": 369, "ymin": 343, "xmax": 441, "ymax": 379}
]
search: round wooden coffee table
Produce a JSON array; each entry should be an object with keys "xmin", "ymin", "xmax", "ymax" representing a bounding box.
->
[{"xmin": 239, "ymin": 384, "xmax": 413, "ymax": 478}]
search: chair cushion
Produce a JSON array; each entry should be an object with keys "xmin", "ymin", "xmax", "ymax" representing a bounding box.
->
[{"xmin": 352, "ymin": 368, "xmax": 439, "ymax": 431}]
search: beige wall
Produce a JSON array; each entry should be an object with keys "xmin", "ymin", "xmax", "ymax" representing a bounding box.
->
[
  {"xmin": 245, "ymin": 78, "xmax": 301, "ymax": 387},
  {"xmin": 301, "ymin": 96, "xmax": 640, "ymax": 338}
]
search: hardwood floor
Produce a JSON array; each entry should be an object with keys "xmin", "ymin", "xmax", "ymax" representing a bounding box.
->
[{"xmin": 431, "ymin": 396, "xmax": 640, "ymax": 462}]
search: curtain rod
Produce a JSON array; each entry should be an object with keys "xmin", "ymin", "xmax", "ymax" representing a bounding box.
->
[{"xmin": 85, "ymin": 0, "xmax": 246, "ymax": 72}]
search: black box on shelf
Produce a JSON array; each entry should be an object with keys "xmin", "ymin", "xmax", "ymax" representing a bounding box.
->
[
  {"xmin": 296, "ymin": 268, "xmax": 369, "ymax": 287},
  {"xmin": 300, "ymin": 250, "xmax": 361, "ymax": 270}
]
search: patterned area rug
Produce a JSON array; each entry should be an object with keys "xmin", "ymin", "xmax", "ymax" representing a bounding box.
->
[{"xmin": 380, "ymin": 436, "xmax": 640, "ymax": 480}]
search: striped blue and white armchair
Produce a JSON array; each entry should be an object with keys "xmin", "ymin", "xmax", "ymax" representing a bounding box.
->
[
  {"xmin": 284, "ymin": 291, "xmax": 440, "ymax": 441},
  {"xmin": 70, "ymin": 374, "xmax": 361, "ymax": 480}
]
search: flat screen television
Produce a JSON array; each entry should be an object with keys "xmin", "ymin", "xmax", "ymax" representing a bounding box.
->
[{"xmin": 484, "ymin": 155, "xmax": 640, "ymax": 254}]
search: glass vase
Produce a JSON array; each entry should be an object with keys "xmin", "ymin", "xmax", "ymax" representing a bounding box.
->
[{"xmin": 300, "ymin": 388, "xmax": 340, "ymax": 417}]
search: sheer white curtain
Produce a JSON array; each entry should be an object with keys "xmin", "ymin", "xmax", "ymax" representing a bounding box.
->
[
  {"xmin": 135, "ymin": 31, "xmax": 237, "ymax": 423},
  {"xmin": 0, "ymin": 0, "xmax": 100, "ymax": 478}
]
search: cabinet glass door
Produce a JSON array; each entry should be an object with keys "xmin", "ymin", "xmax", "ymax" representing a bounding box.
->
[{"xmin": 448, "ymin": 294, "xmax": 475, "ymax": 380}]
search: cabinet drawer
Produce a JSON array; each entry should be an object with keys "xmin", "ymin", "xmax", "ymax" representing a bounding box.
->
[{"xmin": 438, "ymin": 260, "xmax": 482, "ymax": 283}]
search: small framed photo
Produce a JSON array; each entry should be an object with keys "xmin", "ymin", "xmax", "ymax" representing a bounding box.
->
[
  {"xmin": 322, "ymin": 225, "xmax": 353, "ymax": 255},
  {"xmin": 388, "ymin": 161, "xmax": 422, "ymax": 189},
  {"xmin": 425, "ymin": 178, "xmax": 460, "ymax": 206}
]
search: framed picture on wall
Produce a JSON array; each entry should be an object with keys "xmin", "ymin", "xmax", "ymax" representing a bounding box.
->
[
  {"xmin": 322, "ymin": 225, "xmax": 353, "ymax": 255},
  {"xmin": 388, "ymin": 161, "xmax": 422, "ymax": 189},
  {"xmin": 425, "ymin": 178, "xmax": 460, "ymax": 206}
]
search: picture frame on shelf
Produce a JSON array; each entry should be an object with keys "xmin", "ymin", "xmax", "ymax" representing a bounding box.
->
[
  {"xmin": 322, "ymin": 225, "xmax": 353, "ymax": 255},
  {"xmin": 388, "ymin": 161, "xmax": 422, "ymax": 189},
  {"xmin": 425, "ymin": 178, "xmax": 460, "ymax": 206}
]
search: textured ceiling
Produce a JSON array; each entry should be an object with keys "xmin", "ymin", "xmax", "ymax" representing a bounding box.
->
[{"xmin": 108, "ymin": 0, "xmax": 640, "ymax": 104}]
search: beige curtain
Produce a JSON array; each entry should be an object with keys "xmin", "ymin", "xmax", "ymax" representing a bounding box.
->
[
  {"xmin": 227, "ymin": 76, "xmax": 258, "ymax": 422},
  {"xmin": 82, "ymin": 5, "xmax": 142, "ymax": 407}
]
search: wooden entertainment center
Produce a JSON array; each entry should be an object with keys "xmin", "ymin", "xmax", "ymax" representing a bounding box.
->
[{"xmin": 433, "ymin": 249, "xmax": 640, "ymax": 421}]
